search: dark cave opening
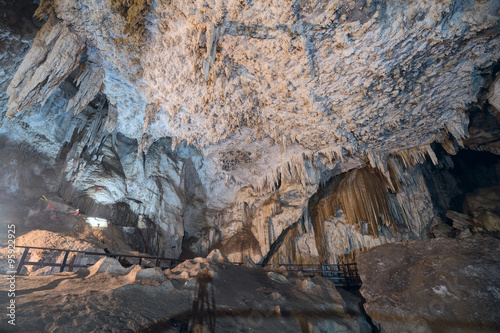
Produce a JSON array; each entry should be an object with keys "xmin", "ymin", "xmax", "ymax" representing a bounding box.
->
[
  {"xmin": 0, "ymin": 0, "xmax": 39, "ymax": 29},
  {"xmin": 450, "ymin": 150, "xmax": 500, "ymax": 193},
  {"xmin": 424, "ymin": 145, "xmax": 500, "ymax": 218}
]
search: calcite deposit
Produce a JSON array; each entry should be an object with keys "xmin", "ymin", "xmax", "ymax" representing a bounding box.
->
[
  {"xmin": 1, "ymin": 0, "xmax": 500, "ymax": 265},
  {"xmin": 1, "ymin": 1, "xmax": 500, "ymax": 332}
]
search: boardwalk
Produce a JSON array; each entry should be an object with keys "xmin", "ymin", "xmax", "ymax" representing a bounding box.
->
[{"xmin": 14, "ymin": 246, "xmax": 361, "ymax": 287}]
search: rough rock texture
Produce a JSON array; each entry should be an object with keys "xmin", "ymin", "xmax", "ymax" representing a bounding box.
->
[
  {"xmin": 358, "ymin": 236, "xmax": 500, "ymax": 333},
  {"xmin": 0, "ymin": 255, "xmax": 372, "ymax": 333},
  {"xmin": 465, "ymin": 185, "xmax": 500, "ymax": 235},
  {"xmin": 5, "ymin": 14, "xmax": 85, "ymax": 117},
  {"xmin": 11, "ymin": 0, "xmax": 500, "ymax": 155},
  {"xmin": 1, "ymin": 0, "xmax": 500, "ymax": 264},
  {"xmin": 488, "ymin": 73, "xmax": 500, "ymax": 120},
  {"xmin": 6, "ymin": 0, "xmax": 500, "ymax": 190}
]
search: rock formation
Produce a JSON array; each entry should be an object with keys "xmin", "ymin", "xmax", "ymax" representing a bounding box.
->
[
  {"xmin": 1, "ymin": 1, "xmax": 500, "ymax": 332},
  {"xmin": 1, "ymin": 0, "xmax": 500, "ymax": 266},
  {"xmin": 0, "ymin": 250, "xmax": 373, "ymax": 332},
  {"xmin": 357, "ymin": 235, "xmax": 500, "ymax": 332}
]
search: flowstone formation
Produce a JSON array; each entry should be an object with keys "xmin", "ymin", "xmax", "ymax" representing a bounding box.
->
[{"xmin": 1, "ymin": 0, "xmax": 500, "ymax": 263}]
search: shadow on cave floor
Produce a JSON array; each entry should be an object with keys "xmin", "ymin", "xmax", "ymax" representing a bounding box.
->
[
  {"xmin": 185, "ymin": 268, "xmax": 216, "ymax": 332},
  {"xmin": 136, "ymin": 264, "xmax": 356, "ymax": 333},
  {"xmin": 137, "ymin": 307, "xmax": 351, "ymax": 333},
  {"xmin": 15, "ymin": 269, "xmax": 91, "ymax": 296}
]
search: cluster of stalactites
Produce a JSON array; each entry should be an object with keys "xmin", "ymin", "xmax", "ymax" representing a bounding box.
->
[
  {"xmin": 256, "ymin": 146, "xmax": 344, "ymax": 194},
  {"xmin": 256, "ymin": 140, "xmax": 443, "ymax": 197},
  {"xmin": 308, "ymin": 142, "xmax": 443, "ymax": 247},
  {"xmin": 66, "ymin": 63, "xmax": 105, "ymax": 116},
  {"xmin": 5, "ymin": 10, "xmax": 104, "ymax": 119},
  {"xmin": 310, "ymin": 166, "xmax": 396, "ymax": 242},
  {"xmin": 336, "ymin": 167, "xmax": 397, "ymax": 236},
  {"xmin": 6, "ymin": 14, "xmax": 86, "ymax": 117},
  {"xmin": 367, "ymin": 144, "xmax": 438, "ymax": 193}
]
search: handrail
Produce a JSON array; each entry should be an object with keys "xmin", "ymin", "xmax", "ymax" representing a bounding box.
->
[
  {"xmin": 15, "ymin": 245, "xmax": 183, "ymax": 261},
  {"xmin": 13, "ymin": 245, "xmax": 361, "ymax": 287},
  {"xmin": 14, "ymin": 246, "xmax": 185, "ymax": 275}
]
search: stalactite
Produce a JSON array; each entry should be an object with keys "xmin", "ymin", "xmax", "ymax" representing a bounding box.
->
[
  {"xmin": 337, "ymin": 167, "xmax": 397, "ymax": 235},
  {"xmin": 66, "ymin": 63, "xmax": 105, "ymax": 115},
  {"xmin": 309, "ymin": 165, "xmax": 398, "ymax": 254},
  {"xmin": 368, "ymin": 144, "xmax": 439, "ymax": 194},
  {"xmin": 257, "ymin": 146, "xmax": 344, "ymax": 194},
  {"xmin": 386, "ymin": 157, "xmax": 402, "ymax": 193},
  {"xmin": 419, "ymin": 145, "xmax": 438, "ymax": 165},
  {"xmin": 445, "ymin": 115, "xmax": 469, "ymax": 147},
  {"xmin": 6, "ymin": 14, "xmax": 86, "ymax": 117},
  {"xmin": 367, "ymin": 151, "xmax": 396, "ymax": 192},
  {"xmin": 105, "ymin": 104, "xmax": 118, "ymax": 132},
  {"xmin": 441, "ymin": 137, "xmax": 458, "ymax": 155},
  {"xmin": 143, "ymin": 103, "xmax": 159, "ymax": 134}
]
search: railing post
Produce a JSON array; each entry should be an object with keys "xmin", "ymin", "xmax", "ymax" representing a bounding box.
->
[
  {"xmin": 344, "ymin": 264, "xmax": 351, "ymax": 287},
  {"xmin": 59, "ymin": 250, "xmax": 70, "ymax": 272},
  {"xmin": 16, "ymin": 247, "xmax": 30, "ymax": 275}
]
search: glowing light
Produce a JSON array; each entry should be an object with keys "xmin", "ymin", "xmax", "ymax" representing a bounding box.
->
[{"xmin": 86, "ymin": 217, "xmax": 109, "ymax": 229}]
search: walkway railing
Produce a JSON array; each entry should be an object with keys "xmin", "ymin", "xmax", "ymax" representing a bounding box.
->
[
  {"xmin": 272, "ymin": 263, "xmax": 361, "ymax": 287},
  {"xmin": 14, "ymin": 246, "xmax": 361, "ymax": 287},
  {"xmin": 15, "ymin": 246, "xmax": 185, "ymax": 275}
]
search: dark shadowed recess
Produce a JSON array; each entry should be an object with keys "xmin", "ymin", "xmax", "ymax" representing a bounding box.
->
[
  {"xmin": 424, "ymin": 145, "xmax": 500, "ymax": 216},
  {"xmin": 0, "ymin": 0, "xmax": 40, "ymax": 31}
]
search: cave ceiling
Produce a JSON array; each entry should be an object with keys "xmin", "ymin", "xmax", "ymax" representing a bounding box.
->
[{"xmin": 2, "ymin": 0, "xmax": 500, "ymax": 195}]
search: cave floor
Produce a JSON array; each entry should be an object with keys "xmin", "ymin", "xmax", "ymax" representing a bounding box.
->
[{"xmin": 0, "ymin": 259, "xmax": 371, "ymax": 332}]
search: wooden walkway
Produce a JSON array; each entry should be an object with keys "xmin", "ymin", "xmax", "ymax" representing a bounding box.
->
[{"xmin": 14, "ymin": 246, "xmax": 361, "ymax": 287}]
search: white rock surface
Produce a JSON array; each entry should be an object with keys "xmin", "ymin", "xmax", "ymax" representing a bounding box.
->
[
  {"xmin": 87, "ymin": 257, "xmax": 134, "ymax": 276},
  {"xmin": 135, "ymin": 266, "xmax": 167, "ymax": 283},
  {"xmin": 0, "ymin": 0, "xmax": 499, "ymax": 264}
]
